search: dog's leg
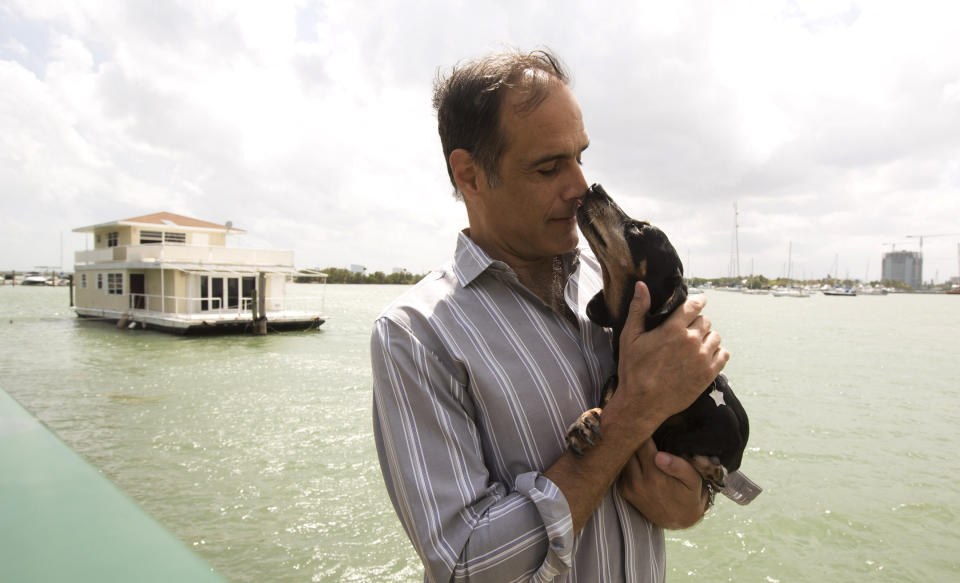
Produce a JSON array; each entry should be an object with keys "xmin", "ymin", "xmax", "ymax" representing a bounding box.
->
[
  {"xmin": 684, "ymin": 454, "xmax": 728, "ymax": 489},
  {"xmin": 565, "ymin": 375, "xmax": 618, "ymax": 457},
  {"xmin": 565, "ymin": 408, "xmax": 602, "ymax": 457}
]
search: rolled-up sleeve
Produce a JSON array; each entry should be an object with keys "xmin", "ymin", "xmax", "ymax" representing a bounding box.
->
[{"xmin": 371, "ymin": 316, "xmax": 575, "ymax": 582}]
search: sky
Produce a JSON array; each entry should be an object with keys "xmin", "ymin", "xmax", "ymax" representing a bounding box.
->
[{"xmin": 2, "ymin": 0, "xmax": 959, "ymax": 282}]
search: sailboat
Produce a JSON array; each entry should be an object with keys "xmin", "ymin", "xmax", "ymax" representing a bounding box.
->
[
  {"xmin": 772, "ymin": 242, "xmax": 810, "ymax": 297},
  {"xmin": 822, "ymin": 253, "xmax": 857, "ymax": 296}
]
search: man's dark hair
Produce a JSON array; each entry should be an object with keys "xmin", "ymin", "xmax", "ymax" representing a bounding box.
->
[{"xmin": 433, "ymin": 48, "xmax": 571, "ymax": 200}]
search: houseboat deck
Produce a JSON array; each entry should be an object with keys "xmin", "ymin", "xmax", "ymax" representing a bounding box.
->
[{"xmin": 76, "ymin": 306, "xmax": 324, "ymax": 334}]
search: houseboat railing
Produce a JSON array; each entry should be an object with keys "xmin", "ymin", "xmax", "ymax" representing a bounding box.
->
[
  {"xmin": 75, "ymin": 245, "xmax": 293, "ymax": 267},
  {"xmin": 128, "ymin": 293, "xmax": 284, "ymax": 314}
]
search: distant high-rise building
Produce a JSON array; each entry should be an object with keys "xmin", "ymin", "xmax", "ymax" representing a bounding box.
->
[{"xmin": 882, "ymin": 251, "xmax": 922, "ymax": 289}]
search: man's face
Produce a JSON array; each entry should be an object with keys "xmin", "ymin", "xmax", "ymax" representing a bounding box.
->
[{"xmin": 473, "ymin": 83, "xmax": 590, "ymax": 263}]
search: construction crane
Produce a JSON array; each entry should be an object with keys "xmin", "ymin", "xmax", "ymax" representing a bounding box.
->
[
  {"xmin": 905, "ymin": 233, "xmax": 960, "ymax": 286},
  {"xmin": 881, "ymin": 241, "xmax": 908, "ymax": 251},
  {"xmin": 905, "ymin": 233, "xmax": 960, "ymax": 252}
]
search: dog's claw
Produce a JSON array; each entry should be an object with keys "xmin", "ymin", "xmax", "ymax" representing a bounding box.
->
[
  {"xmin": 566, "ymin": 408, "xmax": 603, "ymax": 457},
  {"xmin": 687, "ymin": 454, "xmax": 728, "ymax": 489}
]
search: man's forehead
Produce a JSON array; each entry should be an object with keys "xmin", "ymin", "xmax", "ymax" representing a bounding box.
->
[{"xmin": 500, "ymin": 85, "xmax": 589, "ymax": 160}]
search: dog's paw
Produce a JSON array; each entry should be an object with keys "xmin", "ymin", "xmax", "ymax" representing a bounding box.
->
[
  {"xmin": 566, "ymin": 408, "xmax": 602, "ymax": 457},
  {"xmin": 687, "ymin": 455, "xmax": 728, "ymax": 489}
]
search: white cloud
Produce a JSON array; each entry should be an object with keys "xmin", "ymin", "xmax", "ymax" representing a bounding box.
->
[{"xmin": 1, "ymin": 0, "xmax": 959, "ymax": 283}]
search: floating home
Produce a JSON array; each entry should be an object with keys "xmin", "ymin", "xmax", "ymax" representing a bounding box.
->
[{"xmin": 73, "ymin": 212, "xmax": 325, "ymax": 334}]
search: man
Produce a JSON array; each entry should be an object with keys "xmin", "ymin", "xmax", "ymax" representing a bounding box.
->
[{"xmin": 371, "ymin": 49, "xmax": 728, "ymax": 582}]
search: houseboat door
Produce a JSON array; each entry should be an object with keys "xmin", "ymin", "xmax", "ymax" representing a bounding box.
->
[
  {"xmin": 198, "ymin": 276, "xmax": 254, "ymax": 313},
  {"xmin": 130, "ymin": 273, "xmax": 146, "ymax": 309}
]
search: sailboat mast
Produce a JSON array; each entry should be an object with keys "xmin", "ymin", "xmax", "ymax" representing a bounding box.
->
[
  {"xmin": 787, "ymin": 241, "xmax": 792, "ymax": 282},
  {"xmin": 734, "ymin": 203, "xmax": 741, "ymax": 279}
]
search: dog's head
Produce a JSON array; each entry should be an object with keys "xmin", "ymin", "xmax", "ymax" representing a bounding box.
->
[{"xmin": 577, "ymin": 183, "xmax": 687, "ymax": 334}]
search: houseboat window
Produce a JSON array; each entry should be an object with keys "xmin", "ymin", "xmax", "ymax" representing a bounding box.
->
[
  {"xmin": 97, "ymin": 273, "xmax": 103, "ymax": 289},
  {"xmin": 164, "ymin": 232, "xmax": 186, "ymax": 245},
  {"xmin": 211, "ymin": 277, "xmax": 223, "ymax": 310},
  {"xmin": 201, "ymin": 276, "xmax": 209, "ymax": 311},
  {"xmin": 107, "ymin": 273, "xmax": 123, "ymax": 295},
  {"xmin": 107, "ymin": 232, "xmax": 119, "ymax": 247},
  {"xmin": 227, "ymin": 278, "xmax": 239, "ymax": 309},
  {"xmin": 140, "ymin": 230, "xmax": 163, "ymax": 245},
  {"xmin": 242, "ymin": 276, "xmax": 255, "ymax": 309},
  {"xmin": 81, "ymin": 273, "xmax": 87, "ymax": 289}
]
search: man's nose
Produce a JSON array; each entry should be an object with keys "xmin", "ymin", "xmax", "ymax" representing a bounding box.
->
[{"xmin": 563, "ymin": 162, "xmax": 588, "ymax": 201}]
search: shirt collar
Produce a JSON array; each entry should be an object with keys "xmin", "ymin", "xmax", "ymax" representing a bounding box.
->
[{"xmin": 453, "ymin": 229, "xmax": 582, "ymax": 288}]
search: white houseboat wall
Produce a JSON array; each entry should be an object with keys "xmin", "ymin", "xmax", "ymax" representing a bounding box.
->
[{"xmin": 73, "ymin": 213, "xmax": 325, "ymax": 334}]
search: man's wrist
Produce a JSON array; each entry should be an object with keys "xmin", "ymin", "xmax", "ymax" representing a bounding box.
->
[{"xmin": 599, "ymin": 388, "xmax": 661, "ymax": 451}]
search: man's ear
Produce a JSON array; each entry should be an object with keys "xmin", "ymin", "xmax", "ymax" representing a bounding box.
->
[{"xmin": 449, "ymin": 149, "xmax": 481, "ymax": 200}]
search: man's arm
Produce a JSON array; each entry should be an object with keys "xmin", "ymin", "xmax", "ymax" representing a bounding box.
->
[
  {"xmin": 544, "ymin": 281, "xmax": 727, "ymax": 533},
  {"xmin": 372, "ymin": 316, "xmax": 578, "ymax": 582}
]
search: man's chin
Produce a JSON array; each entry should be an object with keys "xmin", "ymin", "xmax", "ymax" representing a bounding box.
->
[{"xmin": 553, "ymin": 231, "xmax": 579, "ymax": 256}]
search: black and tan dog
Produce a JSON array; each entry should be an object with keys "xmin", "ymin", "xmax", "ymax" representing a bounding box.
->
[{"xmin": 568, "ymin": 183, "xmax": 760, "ymax": 504}]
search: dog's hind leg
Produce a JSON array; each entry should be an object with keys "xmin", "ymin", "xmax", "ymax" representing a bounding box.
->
[{"xmin": 684, "ymin": 454, "xmax": 728, "ymax": 489}]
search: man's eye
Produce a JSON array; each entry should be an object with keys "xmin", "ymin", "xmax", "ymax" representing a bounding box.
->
[{"xmin": 538, "ymin": 165, "xmax": 559, "ymax": 176}]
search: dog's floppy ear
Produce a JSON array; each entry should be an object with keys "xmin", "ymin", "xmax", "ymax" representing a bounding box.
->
[
  {"xmin": 586, "ymin": 291, "xmax": 614, "ymax": 327},
  {"xmin": 647, "ymin": 281, "xmax": 687, "ymax": 323}
]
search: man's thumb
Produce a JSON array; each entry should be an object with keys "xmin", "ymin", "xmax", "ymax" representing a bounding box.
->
[{"xmin": 625, "ymin": 281, "xmax": 651, "ymax": 334}]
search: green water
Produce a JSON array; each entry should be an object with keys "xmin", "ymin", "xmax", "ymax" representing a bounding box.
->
[{"xmin": 1, "ymin": 284, "xmax": 958, "ymax": 582}]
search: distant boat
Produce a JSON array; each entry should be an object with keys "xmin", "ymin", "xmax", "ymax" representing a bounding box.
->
[
  {"xmin": 772, "ymin": 287, "xmax": 810, "ymax": 298},
  {"xmin": 858, "ymin": 286, "xmax": 888, "ymax": 296},
  {"xmin": 823, "ymin": 287, "xmax": 857, "ymax": 297},
  {"xmin": 688, "ymin": 286, "xmax": 704, "ymax": 294},
  {"xmin": 772, "ymin": 242, "xmax": 809, "ymax": 297},
  {"xmin": 21, "ymin": 274, "xmax": 51, "ymax": 286}
]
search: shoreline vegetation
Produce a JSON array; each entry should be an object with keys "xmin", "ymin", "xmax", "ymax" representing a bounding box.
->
[
  {"xmin": 688, "ymin": 275, "xmax": 947, "ymax": 293},
  {"xmin": 293, "ymin": 269, "xmax": 955, "ymax": 292},
  {"xmin": 294, "ymin": 267, "xmax": 429, "ymax": 285}
]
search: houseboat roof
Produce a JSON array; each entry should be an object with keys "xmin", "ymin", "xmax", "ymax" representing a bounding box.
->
[{"xmin": 73, "ymin": 212, "xmax": 246, "ymax": 234}]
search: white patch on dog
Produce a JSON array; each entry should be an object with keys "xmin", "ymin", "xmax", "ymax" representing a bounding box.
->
[{"xmin": 709, "ymin": 388, "xmax": 726, "ymax": 407}]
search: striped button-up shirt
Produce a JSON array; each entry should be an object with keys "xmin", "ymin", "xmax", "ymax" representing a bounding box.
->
[{"xmin": 372, "ymin": 231, "xmax": 665, "ymax": 583}]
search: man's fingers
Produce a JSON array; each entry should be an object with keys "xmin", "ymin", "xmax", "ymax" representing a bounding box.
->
[
  {"xmin": 688, "ymin": 314, "xmax": 712, "ymax": 338},
  {"xmin": 654, "ymin": 452, "xmax": 701, "ymax": 490},
  {"xmin": 624, "ymin": 281, "xmax": 651, "ymax": 335},
  {"xmin": 665, "ymin": 293, "xmax": 706, "ymax": 330}
]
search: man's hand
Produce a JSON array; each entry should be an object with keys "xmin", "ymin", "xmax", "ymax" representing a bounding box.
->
[
  {"xmin": 612, "ymin": 281, "xmax": 729, "ymax": 429},
  {"xmin": 617, "ymin": 439, "xmax": 708, "ymax": 529}
]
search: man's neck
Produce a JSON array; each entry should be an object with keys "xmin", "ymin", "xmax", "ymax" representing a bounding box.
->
[
  {"xmin": 464, "ymin": 229, "xmax": 572, "ymax": 318},
  {"xmin": 514, "ymin": 256, "xmax": 561, "ymax": 306}
]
